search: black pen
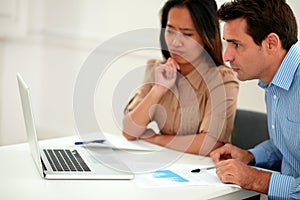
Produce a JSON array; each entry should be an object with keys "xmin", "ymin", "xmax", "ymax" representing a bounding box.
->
[{"xmin": 191, "ymin": 166, "xmax": 215, "ymax": 173}]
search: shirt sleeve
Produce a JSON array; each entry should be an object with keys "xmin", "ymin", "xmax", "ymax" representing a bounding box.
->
[
  {"xmin": 249, "ymin": 140, "xmax": 282, "ymax": 170},
  {"xmin": 219, "ymin": 67, "xmax": 239, "ymax": 142},
  {"xmin": 124, "ymin": 59, "xmax": 160, "ymax": 113},
  {"xmin": 249, "ymin": 140, "xmax": 300, "ymax": 199},
  {"xmin": 199, "ymin": 66, "xmax": 239, "ymax": 143},
  {"xmin": 268, "ymin": 173, "xmax": 300, "ymax": 199}
]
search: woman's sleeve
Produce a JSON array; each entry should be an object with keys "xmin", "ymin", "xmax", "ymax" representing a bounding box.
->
[
  {"xmin": 219, "ymin": 67, "xmax": 239, "ymax": 142},
  {"xmin": 199, "ymin": 66, "xmax": 239, "ymax": 143},
  {"xmin": 123, "ymin": 59, "xmax": 159, "ymax": 114}
]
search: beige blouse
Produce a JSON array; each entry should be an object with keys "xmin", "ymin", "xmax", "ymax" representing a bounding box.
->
[{"xmin": 125, "ymin": 59, "xmax": 239, "ymax": 143}]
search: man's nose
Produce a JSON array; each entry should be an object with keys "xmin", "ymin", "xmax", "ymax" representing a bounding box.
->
[{"xmin": 223, "ymin": 47, "xmax": 234, "ymax": 62}]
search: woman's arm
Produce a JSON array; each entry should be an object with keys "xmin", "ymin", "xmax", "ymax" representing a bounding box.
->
[
  {"xmin": 122, "ymin": 85, "xmax": 166, "ymax": 140},
  {"xmin": 123, "ymin": 59, "xmax": 179, "ymax": 140},
  {"xmin": 142, "ymin": 130, "xmax": 223, "ymax": 155}
]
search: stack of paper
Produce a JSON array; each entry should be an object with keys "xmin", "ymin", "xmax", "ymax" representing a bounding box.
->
[{"xmin": 134, "ymin": 164, "xmax": 241, "ymax": 188}]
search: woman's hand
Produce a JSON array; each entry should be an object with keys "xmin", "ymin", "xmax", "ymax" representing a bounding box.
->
[
  {"xmin": 139, "ymin": 129, "xmax": 157, "ymax": 139},
  {"xmin": 155, "ymin": 58, "xmax": 180, "ymax": 93}
]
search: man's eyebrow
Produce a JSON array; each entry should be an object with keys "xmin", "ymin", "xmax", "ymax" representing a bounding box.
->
[{"xmin": 223, "ymin": 38, "xmax": 240, "ymax": 43}]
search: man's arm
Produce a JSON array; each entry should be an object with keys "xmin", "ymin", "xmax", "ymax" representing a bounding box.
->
[
  {"xmin": 249, "ymin": 140, "xmax": 282, "ymax": 171},
  {"xmin": 268, "ymin": 174, "xmax": 300, "ymax": 199},
  {"xmin": 250, "ymin": 140, "xmax": 300, "ymax": 199}
]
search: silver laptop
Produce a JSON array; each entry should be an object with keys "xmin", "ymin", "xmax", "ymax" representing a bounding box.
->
[{"xmin": 17, "ymin": 74, "xmax": 134, "ymax": 180}]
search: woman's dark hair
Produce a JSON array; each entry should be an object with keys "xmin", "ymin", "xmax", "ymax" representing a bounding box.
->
[
  {"xmin": 160, "ymin": 0, "xmax": 224, "ymax": 66},
  {"xmin": 217, "ymin": 0, "xmax": 298, "ymax": 50}
]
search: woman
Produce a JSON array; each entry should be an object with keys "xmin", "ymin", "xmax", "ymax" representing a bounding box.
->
[{"xmin": 122, "ymin": 0, "xmax": 239, "ymax": 155}]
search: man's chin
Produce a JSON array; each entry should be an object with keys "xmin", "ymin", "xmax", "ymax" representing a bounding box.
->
[{"xmin": 236, "ymin": 74, "xmax": 248, "ymax": 81}]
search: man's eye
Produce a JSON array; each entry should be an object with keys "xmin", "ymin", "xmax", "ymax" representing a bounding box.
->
[{"xmin": 233, "ymin": 42, "xmax": 240, "ymax": 48}]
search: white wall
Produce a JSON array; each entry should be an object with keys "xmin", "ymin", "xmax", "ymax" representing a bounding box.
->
[{"xmin": 0, "ymin": 0, "xmax": 299, "ymax": 145}]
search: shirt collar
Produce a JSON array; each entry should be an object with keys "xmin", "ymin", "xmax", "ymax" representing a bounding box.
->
[
  {"xmin": 184, "ymin": 67, "xmax": 203, "ymax": 89},
  {"xmin": 184, "ymin": 62, "xmax": 222, "ymax": 89},
  {"xmin": 259, "ymin": 43, "xmax": 300, "ymax": 90}
]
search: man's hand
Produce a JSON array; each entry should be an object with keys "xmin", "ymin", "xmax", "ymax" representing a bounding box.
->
[
  {"xmin": 210, "ymin": 144, "xmax": 254, "ymax": 164},
  {"xmin": 210, "ymin": 144, "xmax": 271, "ymax": 194},
  {"xmin": 215, "ymin": 159, "xmax": 271, "ymax": 194}
]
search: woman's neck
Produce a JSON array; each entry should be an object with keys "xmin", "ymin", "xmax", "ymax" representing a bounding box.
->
[{"xmin": 179, "ymin": 63, "xmax": 194, "ymax": 76}]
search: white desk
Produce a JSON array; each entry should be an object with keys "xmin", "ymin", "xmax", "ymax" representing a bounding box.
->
[{"xmin": 0, "ymin": 136, "xmax": 259, "ymax": 200}]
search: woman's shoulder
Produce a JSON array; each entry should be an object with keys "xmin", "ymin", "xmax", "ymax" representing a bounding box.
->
[
  {"xmin": 217, "ymin": 65, "xmax": 238, "ymax": 81},
  {"xmin": 143, "ymin": 59, "xmax": 164, "ymax": 81},
  {"xmin": 145, "ymin": 59, "xmax": 164, "ymax": 74},
  {"xmin": 146, "ymin": 59, "xmax": 164, "ymax": 66}
]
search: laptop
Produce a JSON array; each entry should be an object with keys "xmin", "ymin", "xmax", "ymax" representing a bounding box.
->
[{"xmin": 17, "ymin": 74, "xmax": 134, "ymax": 180}]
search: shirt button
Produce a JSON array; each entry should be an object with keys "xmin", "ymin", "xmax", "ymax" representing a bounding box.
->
[
  {"xmin": 272, "ymin": 124, "xmax": 275, "ymax": 129},
  {"xmin": 273, "ymin": 95, "xmax": 277, "ymax": 100}
]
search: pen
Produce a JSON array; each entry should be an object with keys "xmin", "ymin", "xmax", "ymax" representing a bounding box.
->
[
  {"xmin": 191, "ymin": 166, "xmax": 215, "ymax": 173},
  {"xmin": 74, "ymin": 140, "xmax": 106, "ymax": 145}
]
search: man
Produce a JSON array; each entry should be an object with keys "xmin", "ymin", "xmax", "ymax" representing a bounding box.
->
[{"xmin": 210, "ymin": 0, "xmax": 300, "ymax": 199}]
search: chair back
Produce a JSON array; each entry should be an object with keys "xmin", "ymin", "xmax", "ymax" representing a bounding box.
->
[{"xmin": 232, "ymin": 109, "xmax": 269, "ymax": 149}]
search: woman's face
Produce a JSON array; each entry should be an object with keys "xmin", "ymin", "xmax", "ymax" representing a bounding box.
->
[{"xmin": 165, "ymin": 7, "xmax": 204, "ymax": 66}]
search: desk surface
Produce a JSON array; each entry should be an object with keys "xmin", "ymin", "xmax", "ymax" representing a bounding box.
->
[{"xmin": 0, "ymin": 136, "xmax": 258, "ymax": 200}]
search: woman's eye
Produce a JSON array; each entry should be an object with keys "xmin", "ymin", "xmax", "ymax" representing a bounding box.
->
[
  {"xmin": 183, "ymin": 33, "xmax": 192, "ymax": 37},
  {"xmin": 166, "ymin": 29, "xmax": 175, "ymax": 34}
]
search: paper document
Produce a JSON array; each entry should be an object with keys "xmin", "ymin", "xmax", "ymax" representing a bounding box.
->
[
  {"xmin": 134, "ymin": 164, "xmax": 241, "ymax": 188},
  {"xmin": 79, "ymin": 132, "xmax": 164, "ymax": 151}
]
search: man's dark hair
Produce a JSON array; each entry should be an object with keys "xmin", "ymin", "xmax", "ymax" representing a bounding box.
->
[{"xmin": 217, "ymin": 0, "xmax": 298, "ymax": 50}]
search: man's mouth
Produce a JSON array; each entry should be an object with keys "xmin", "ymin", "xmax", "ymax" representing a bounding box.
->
[
  {"xmin": 230, "ymin": 64, "xmax": 240, "ymax": 73},
  {"xmin": 232, "ymin": 67, "xmax": 240, "ymax": 72}
]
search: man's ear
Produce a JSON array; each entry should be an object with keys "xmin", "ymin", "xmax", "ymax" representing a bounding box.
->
[{"xmin": 264, "ymin": 33, "xmax": 281, "ymax": 54}]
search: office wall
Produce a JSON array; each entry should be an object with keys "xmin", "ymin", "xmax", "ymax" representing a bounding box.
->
[{"xmin": 0, "ymin": 0, "xmax": 299, "ymax": 145}]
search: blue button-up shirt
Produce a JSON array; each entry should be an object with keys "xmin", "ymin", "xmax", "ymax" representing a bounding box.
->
[{"xmin": 249, "ymin": 43, "xmax": 300, "ymax": 199}]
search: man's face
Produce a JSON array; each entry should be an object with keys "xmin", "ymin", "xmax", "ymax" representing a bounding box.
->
[{"xmin": 223, "ymin": 18, "xmax": 269, "ymax": 82}]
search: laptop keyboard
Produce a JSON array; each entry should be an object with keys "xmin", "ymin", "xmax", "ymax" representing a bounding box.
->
[{"xmin": 43, "ymin": 149, "xmax": 91, "ymax": 172}]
